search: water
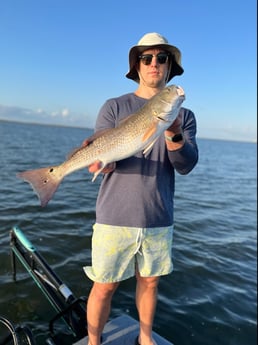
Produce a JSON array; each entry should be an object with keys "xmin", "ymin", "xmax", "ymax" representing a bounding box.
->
[{"xmin": 0, "ymin": 120, "xmax": 257, "ymax": 345}]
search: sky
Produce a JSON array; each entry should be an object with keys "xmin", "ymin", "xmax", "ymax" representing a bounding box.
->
[{"xmin": 0, "ymin": 0, "xmax": 257, "ymax": 142}]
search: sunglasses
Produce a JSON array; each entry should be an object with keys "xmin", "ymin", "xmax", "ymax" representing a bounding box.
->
[{"xmin": 138, "ymin": 52, "xmax": 170, "ymax": 65}]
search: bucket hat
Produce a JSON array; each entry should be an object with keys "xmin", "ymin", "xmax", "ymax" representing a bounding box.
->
[{"xmin": 126, "ymin": 32, "xmax": 184, "ymax": 83}]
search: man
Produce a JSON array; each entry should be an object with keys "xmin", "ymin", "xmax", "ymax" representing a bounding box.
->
[{"xmin": 83, "ymin": 32, "xmax": 198, "ymax": 345}]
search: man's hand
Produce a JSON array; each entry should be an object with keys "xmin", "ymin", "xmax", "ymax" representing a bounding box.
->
[
  {"xmin": 165, "ymin": 113, "xmax": 183, "ymax": 136},
  {"xmin": 81, "ymin": 138, "xmax": 92, "ymax": 147},
  {"xmin": 88, "ymin": 161, "xmax": 116, "ymax": 174},
  {"xmin": 164, "ymin": 113, "xmax": 185, "ymax": 150}
]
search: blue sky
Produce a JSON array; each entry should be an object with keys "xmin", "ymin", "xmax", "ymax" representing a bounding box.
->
[{"xmin": 0, "ymin": 0, "xmax": 257, "ymax": 142}]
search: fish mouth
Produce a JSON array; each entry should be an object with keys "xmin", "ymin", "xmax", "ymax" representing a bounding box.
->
[
  {"xmin": 156, "ymin": 116, "xmax": 170, "ymax": 122},
  {"xmin": 176, "ymin": 85, "xmax": 185, "ymax": 97}
]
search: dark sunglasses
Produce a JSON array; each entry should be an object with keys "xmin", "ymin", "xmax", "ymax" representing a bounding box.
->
[{"xmin": 138, "ymin": 52, "xmax": 170, "ymax": 65}]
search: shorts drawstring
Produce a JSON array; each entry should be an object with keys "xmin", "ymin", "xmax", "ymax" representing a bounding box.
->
[{"xmin": 134, "ymin": 228, "xmax": 143, "ymax": 255}]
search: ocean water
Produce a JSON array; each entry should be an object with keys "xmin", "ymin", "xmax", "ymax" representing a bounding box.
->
[{"xmin": 0, "ymin": 120, "xmax": 257, "ymax": 345}]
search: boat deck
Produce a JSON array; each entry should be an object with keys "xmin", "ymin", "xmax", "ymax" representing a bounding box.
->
[{"xmin": 73, "ymin": 314, "xmax": 173, "ymax": 345}]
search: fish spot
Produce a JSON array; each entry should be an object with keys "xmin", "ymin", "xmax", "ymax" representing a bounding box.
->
[{"xmin": 49, "ymin": 168, "xmax": 54, "ymax": 173}]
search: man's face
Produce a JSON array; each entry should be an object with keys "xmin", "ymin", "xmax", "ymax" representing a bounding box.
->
[{"xmin": 136, "ymin": 48, "xmax": 170, "ymax": 87}]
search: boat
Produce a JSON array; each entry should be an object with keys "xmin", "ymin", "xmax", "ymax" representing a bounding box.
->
[
  {"xmin": 73, "ymin": 314, "xmax": 172, "ymax": 344},
  {"xmin": 0, "ymin": 226, "xmax": 173, "ymax": 344}
]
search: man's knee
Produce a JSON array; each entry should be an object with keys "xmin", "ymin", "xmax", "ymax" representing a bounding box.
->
[
  {"xmin": 136, "ymin": 274, "xmax": 160, "ymax": 289},
  {"xmin": 91, "ymin": 282, "xmax": 119, "ymax": 300}
]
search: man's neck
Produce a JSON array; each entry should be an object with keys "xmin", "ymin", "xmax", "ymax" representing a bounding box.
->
[{"xmin": 134, "ymin": 83, "xmax": 165, "ymax": 99}]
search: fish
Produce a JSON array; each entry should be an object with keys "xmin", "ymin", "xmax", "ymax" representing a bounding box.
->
[{"xmin": 17, "ymin": 84, "xmax": 185, "ymax": 207}]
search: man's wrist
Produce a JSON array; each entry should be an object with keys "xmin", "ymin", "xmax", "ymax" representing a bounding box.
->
[
  {"xmin": 164, "ymin": 129, "xmax": 185, "ymax": 151},
  {"xmin": 165, "ymin": 133, "xmax": 184, "ymax": 142}
]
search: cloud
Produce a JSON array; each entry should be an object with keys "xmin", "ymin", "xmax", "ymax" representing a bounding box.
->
[
  {"xmin": 0, "ymin": 104, "xmax": 94, "ymax": 129},
  {"xmin": 36, "ymin": 108, "xmax": 44, "ymax": 114},
  {"xmin": 50, "ymin": 108, "xmax": 70, "ymax": 118},
  {"xmin": 61, "ymin": 108, "xmax": 69, "ymax": 117}
]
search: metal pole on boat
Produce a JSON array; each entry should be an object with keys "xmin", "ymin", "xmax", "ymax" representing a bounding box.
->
[{"xmin": 10, "ymin": 230, "xmax": 17, "ymax": 282}]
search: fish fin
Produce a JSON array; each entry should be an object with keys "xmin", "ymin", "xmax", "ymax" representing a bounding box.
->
[
  {"xmin": 90, "ymin": 160, "xmax": 107, "ymax": 182},
  {"xmin": 118, "ymin": 114, "xmax": 132, "ymax": 125},
  {"xmin": 92, "ymin": 169, "xmax": 103, "ymax": 182},
  {"xmin": 142, "ymin": 122, "xmax": 158, "ymax": 142},
  {"xmin": 68, "ymin": 129, "xmax": 114, "ymax": 160},
  {"xmin": 91, "ymin": 167, "xmax": 105, "ymax": 182},
  {"xmin": 17, "ymin": 166, "xmax": 62, "ymax": 207},
  {"xmin": 67, "ymin": 146, "xmax": 82, "ymax": 160},
  {"xmin": 143, "ymin": 138, "xmax": 159, "ymax": 156},
  {"xmin": 86, "ymin": 128, "xmax": 113, "ymax": 142}
]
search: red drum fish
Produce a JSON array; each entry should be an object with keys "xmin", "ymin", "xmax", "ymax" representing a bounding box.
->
[{"xmin": 17, "ymin": 85, "xmax": 185, "ymax": 207}]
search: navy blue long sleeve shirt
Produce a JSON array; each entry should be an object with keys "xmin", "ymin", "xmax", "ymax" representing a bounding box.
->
[{"xmin": 94, "ymin": 92, "xmax": 198, "ymax": 227}]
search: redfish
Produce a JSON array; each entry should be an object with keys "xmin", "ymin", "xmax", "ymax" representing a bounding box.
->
[{"xmin": 17, "ymin": 85, "xmax": 185, "ymax": 207}]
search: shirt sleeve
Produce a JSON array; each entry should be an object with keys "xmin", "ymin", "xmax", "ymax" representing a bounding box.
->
[{"xmin": 95, "ymin": 99, "xmax": 118, "ymax": 132}]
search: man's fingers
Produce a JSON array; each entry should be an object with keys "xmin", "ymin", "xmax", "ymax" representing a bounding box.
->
[{"xmin": 88, "ymin": 161, "xmax": 102, "ymax": 173}]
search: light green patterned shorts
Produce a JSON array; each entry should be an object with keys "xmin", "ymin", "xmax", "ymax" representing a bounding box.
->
[{"xmin": 83, "ymin": 223, "xmax": 174, "ymax": 283}]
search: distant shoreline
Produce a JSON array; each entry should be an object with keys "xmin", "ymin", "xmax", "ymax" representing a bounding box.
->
[
  {"xmin": 1, "ymin": 118, "xmax": 256, "ymax": 144},
  {"xmin": 0, "ymin": 118, "xmax": 93, "ymax": 131}
]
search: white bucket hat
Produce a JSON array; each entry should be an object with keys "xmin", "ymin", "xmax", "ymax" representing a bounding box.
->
[{"xmin": 126, "ymin": 32, "xmax": 184, "ymax": 83}]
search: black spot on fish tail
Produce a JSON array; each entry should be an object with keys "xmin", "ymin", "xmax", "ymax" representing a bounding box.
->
[{"xmin": 17, "ymin": 166, "xmax": 63, "ymax": 207}]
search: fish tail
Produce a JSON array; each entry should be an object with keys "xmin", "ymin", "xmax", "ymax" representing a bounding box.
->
[{"xmin": 17, "ymin": 166, "xmax": 63, "ymax": 207}]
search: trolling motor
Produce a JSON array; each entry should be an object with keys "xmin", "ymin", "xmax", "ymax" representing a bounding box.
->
[{"xmin": 9, "ymin": 226, "xmax": 87, "ymax": 344}]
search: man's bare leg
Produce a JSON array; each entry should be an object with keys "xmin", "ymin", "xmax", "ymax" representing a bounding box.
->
[
  {"xmin": 136, "ymin": 272, "xmax": 159, "ymax": 345},
  {"xmin": 87, "ymin": 281, "xmax": 119, "ymax": 345}
]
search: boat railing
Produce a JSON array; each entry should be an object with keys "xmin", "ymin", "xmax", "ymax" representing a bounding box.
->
[{"xmin": 5, "ymin": 226, "xmax": 88, "ymax": 345}]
